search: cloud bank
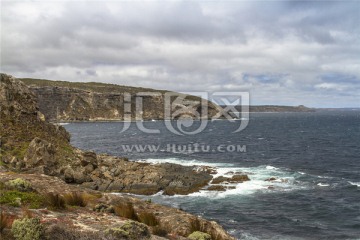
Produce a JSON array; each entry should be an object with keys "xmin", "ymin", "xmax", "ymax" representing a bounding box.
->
[{"xmin": 1, "ymin": 0, "xmax": 360, "ymax": 107}]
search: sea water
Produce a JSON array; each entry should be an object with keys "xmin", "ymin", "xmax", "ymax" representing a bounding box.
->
[{"xmin": 64, "ymin": 111, "xmax": 360, "ymax": 240}]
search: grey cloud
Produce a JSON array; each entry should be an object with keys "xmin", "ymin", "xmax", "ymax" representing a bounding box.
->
[{"xmin": 1, "ymin": 0, "xmax": 360, "ymax": 107}]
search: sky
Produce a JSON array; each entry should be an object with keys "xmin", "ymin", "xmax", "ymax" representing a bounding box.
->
[{"xmin": 1, "ymin": 0, "xmax": 360, "ymax": 108}]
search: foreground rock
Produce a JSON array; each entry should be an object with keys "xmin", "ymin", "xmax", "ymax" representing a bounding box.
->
[
  {"xmin": 13, "ymin": 147, "xmax": 213, "ymax": 196},
  {"xmin": 0, "ymin": 171, "xmax": 235, "ymax": 240}
]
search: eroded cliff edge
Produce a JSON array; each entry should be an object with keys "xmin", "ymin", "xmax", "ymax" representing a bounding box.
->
[
  {"xmin": 0, "ymin": 73, "xmax": 235, "ymax": 239},
  {"xmin": 19, "ymin": 77, "xmax": 221, "ymax": 122}
]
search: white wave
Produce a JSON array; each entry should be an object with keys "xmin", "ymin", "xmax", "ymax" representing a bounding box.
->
[
  {"xmin": 317, "ymin": 183, "xmax": 330, "ymax": 187},
  {"xmin": 138, "ymin": 158, "xmax": 233, "ymax": 168},
  {"xmin": 348, "ymin": 181, "xmax": 360, "ymax": 187},
  {"xmin": 239, "ymin": 232, "xmax": 261, "ymax": 240},
  {"xmin": 317, "ymin": 175, "xmax": 332, "ymax": 179},
  {"xmin": 58, "ymin": 122, "xmax": 69, "ymax": 126},
  {"xmin": 298, "ymin": 171, "xmax": 305, "ymax": 175},
  {"xmin": 266, "ymin": 165, "xmax": 278, "ymax": 170}
]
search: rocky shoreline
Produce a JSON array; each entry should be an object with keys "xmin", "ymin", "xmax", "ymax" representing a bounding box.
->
[{"xmin": 0, "ymin": 73, "xmax": 236, "ymax": 239}]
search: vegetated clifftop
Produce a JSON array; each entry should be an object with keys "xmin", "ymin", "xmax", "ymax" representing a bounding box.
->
[
  {"xmin": 19, "ymin": 78, "xmax": 221, "ymax": 122},
  {"xmin": 0, "ymin": 73, "xmax": 236, "ymax": 239},
  {"xmin": 249, "ymin": 105, "xmax": 315, "ymax": 112}
]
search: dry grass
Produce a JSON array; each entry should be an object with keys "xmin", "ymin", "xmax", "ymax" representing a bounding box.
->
[
  {"xmin": 81, "ymin": 193, "xmax": 102, "ymax": 206},
  {"xmin": 21, "ymin": 207, "xmax": 34, "ymax": 218},
  {"xmin": 45, "ymin": 193, "xmax": 66, "ymax": 210},
  {"xmin": 138, "ymin": 211, "xmax": 158, "ymax": 226},
  {"xmin": 113, "ymin": 202, "xmax": 138, "ymax": 221},
  {"xmin": 151, "ymin": 225, "xmax": 168, "ymax": 237},
  {"xmin": 63, "ymin": 192, "xmax": 87, "ymax": 207},
  {"xmin": 189, "ymin": 217, "xmax": 202, "ymax": 233},
  {"xmin": 0, "ymin": 211, "xmax": 15, "ymax": 232}
]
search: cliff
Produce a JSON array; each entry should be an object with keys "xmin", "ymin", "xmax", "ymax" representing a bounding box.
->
[
  {"xmin": 0, "ymin": 73, "xmax": 215, "ymax": 196},
  {"xmin": 19, "ymin": 78, "xmax": 220, "ymax": 122},
  {"xmin": 0, "ymin": 73, "xmax": 235, "ymax": 239}
]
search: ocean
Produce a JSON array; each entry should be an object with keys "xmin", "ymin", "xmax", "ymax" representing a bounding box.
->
[{"xmin": 64, "ymin": 111, "xmax": 360, "ymax": 240}]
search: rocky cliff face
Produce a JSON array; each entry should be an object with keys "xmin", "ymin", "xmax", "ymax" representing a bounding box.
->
[
  {"xmin": 0, "ymin": 73, "xmax": 214, "ymax": 196},
  {"xmin": 20, "ymin": 78, "xmax": 220, "ymax": 122},
  {"xmin": 0, "ymin": 73, "xmax": 73, "ymax": 170}
]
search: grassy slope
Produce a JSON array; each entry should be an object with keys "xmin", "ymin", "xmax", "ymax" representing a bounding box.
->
[{"xmin": 19, "ymin": 78, "xmax": 169, "ymax": 94}]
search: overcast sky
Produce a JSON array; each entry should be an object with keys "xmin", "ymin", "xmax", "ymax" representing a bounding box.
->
[{"xmin": 1, "ymin": 0, "xmax": 359, "ymax": 107}]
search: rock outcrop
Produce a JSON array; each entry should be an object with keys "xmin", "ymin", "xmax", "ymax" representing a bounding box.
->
[
  {"xmin": 65, "ymin": 153, "xmax": 212, "ymax": 195},
  {"xmin": 0, "ymin": 73, "xmax": 73, "ymax": 169}
]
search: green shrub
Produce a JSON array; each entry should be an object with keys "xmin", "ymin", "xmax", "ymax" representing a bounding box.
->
[
  {"xmin": 0, "ymin": 190, "xmax": 44, "ymax": 208},
  {"xmin": 188, "ymin": 231, "xmax": 212, "ymax": 240},
  {"xmin": 105, "ymin": 220, "xmax": 150, "ymax": 240},
  {"xmin": 6, "ymin": 178, "xmax": 32, "ymax": 192},
  {"xmin": 11, "ymin": 217, "xmax": 44, "ymax": 240}
]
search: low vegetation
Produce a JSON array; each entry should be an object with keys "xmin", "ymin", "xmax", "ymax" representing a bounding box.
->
[
  {"xmin": 11, "ymin": 217, "xmax": 44, "ymax": 240},
  {"xmin": 6, "ymin": 178, "xmax": 33, "ymax": 192},
  {"xmin": 0, "ymin": 190, "xmax": 44, "ymax": 208},
  {"xmin": 188, "ymin": 231, "xmax": 212, "ymax": 240},
  {"xmin": 105, "ymin": 220, "xmax": 151, "ymax": 240}
]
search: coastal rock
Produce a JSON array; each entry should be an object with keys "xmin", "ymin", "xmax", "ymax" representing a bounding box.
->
[
  {"xmin": 80, "ymin": 151, "xmax": 98, "ymax": 168},
  {"xmin": 229, "ymin": 174, "xmax": 250, "ymax": 183},
  {"xmin": 211, "ymin": 175, "xmax": 250, "ymax": 184},
  {"xmin": 195, "ymin": 166, "xmax": 218, "ymax": 174},
  {"xmin": 211, "ymin": 176, "xmax": 230, "ymax": 184},
  {"xmin": 23, "ymin": 137, "xmax": 57, "ymax": 174},
  {"xmin": 85, "ymin": 157, "xmax": 213, "ymax": 195},
  {"xmin": 207, "ymin": 185, "xmax": 227, "ymax": 191},
  {"xmin": 265, "ymin": 177, "xmax": 277, "ymax": 181}
]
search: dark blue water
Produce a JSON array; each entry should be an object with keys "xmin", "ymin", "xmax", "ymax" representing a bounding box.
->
[{"xmin": 64, "ymin": 111, "xmax": 360, "ymax": 240}]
